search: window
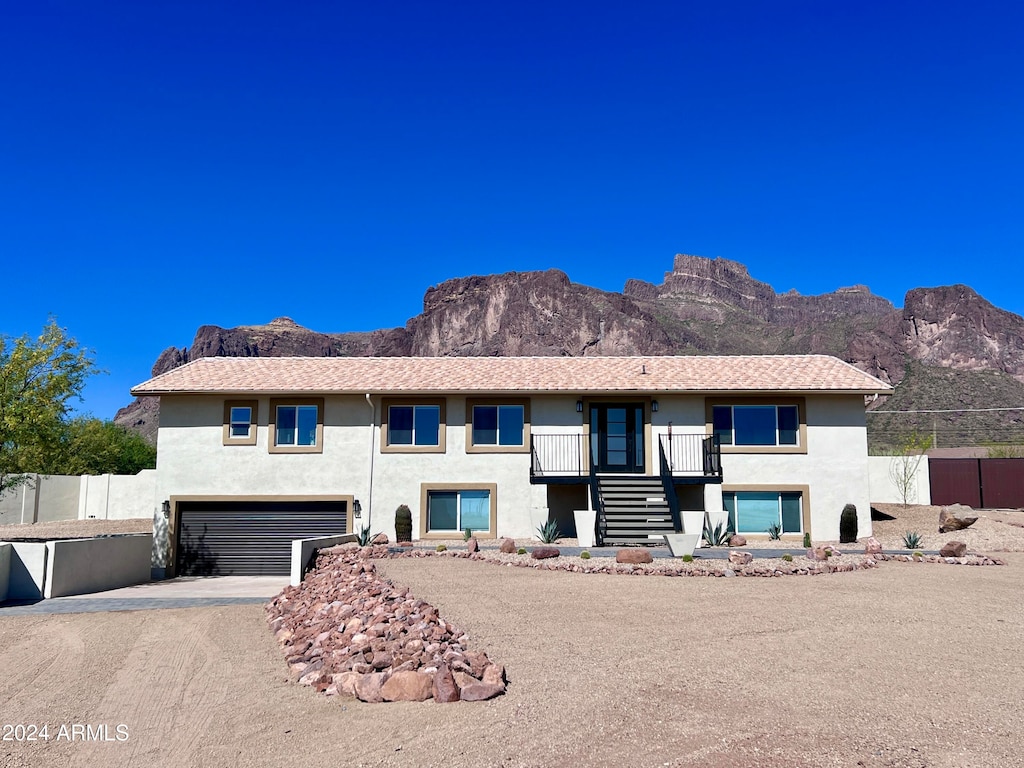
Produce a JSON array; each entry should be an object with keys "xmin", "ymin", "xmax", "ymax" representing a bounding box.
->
[
  {"xmin": 724, "ymin": 491, "xmax": 804, "ymax": 535},
  {"xmin": 223, "ymin": 400, "xmax": 257, "ymax": 445},
  {"xmin": 419, "ymin": 483, "xmax": 497, "ymax": 538},
  {"xmin": 269, "ymin": 398, "xmax": 324, "ymax": 454},
  {"xmin": 710, "ymin": 402, "xmax": 802, "ymax": 450},
  {"xmin": 382, "ymin": 398, "xmax": 446, "ymax": 453},
  {"xmin": 466, "ymin": 398, "xmax": 530, "ymax": 453}
]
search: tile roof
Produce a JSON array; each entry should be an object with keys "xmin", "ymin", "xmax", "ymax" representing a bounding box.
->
[{"xmin": 130, "ymin": 355, "xmax": 892, "ymax": 396}]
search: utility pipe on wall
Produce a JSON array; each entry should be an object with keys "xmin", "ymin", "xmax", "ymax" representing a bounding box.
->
[{"xmin": 364, "ymin": 394, "xmax": 376, "ymax": 531}]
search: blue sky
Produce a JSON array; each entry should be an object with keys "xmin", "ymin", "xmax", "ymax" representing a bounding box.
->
[{"xmin": 3, "ymin": 1, "xmax": 1022, "ymax": 420}]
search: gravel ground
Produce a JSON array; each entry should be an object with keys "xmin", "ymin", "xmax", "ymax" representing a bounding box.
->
[{"xmin": 3, "ymin": 552, "xmax": 1022, "ymax": 768}]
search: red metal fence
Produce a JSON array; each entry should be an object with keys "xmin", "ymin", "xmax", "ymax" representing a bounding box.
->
[{"xmin": 930, "ymin": 458, "xmax": 1024, "ymax": 508}]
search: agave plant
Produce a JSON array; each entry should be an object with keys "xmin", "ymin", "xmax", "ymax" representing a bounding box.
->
[
  {"xmin": 355, "ymin": 524, "xmax": 373, "ymax": 547},
  {"xmin": 703, "ymin": 518, "xmax": 731, "ymax": 547},
  {"xmin": 537, "ymin": 520, "xmax": 562, "ymax": 544},
  {"xmin": 766, "ymin": 522, "xmax": 782, "ymax": 541},
  {"xmin": 902, "ymin": 530, "xmax": 923, "ymax": 549}
]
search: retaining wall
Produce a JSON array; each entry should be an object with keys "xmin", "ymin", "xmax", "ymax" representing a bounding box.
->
[
  {"xmin": 291, "ymin": 534, "xmax": 358, "ymax": 586},
  {"xmin": 0, "ymin": 543, "xmax": 10, "ymax": 601},
  {"xmin": 44, "ymin": 534, "xmax": 153, "ymax": 598}
]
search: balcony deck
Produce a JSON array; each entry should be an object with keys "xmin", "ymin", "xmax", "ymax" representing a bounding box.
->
[{"xmin": 530, "ymin": 433, "xmax": 722, "ymax": 483}]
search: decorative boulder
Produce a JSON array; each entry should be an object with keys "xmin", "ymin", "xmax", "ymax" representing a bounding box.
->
[
  {"xmin": 939, "ymin": 505, "xmax": 979, "ymax": 533},
  {"xmin": 939, "ymin": 540, "xmax": 967, "ymax": 558},
  {"xmin": 864, "ymin": 537, "xmax": 883, "ymax": 555},
  {"xmin": 531, "ymin": 547, "xmax": 560, "ymax": 560},
  {"xmin": 616, "ymin": 549, "xmax": 654, "ymax": 564},
  {"xmin": 807, "ymin": 546, "xmax": 830, "ymax": 561},
  {"xmin": 728, "ymin": 534, "xmax": 747, "ymax": 547},
  {"xmin": 499, "ymin": 538, "xmax": 517, "ymax": 554},
  {"xmin": 466, "ymin": 537, "xmax": 479, "ymax": 553},
  {"xmin": 728, "ymin": 550, "xmax": 753, "ymax": 565},
  {"xmin": 371, "ymin": 532, "xmax": 389, "ymax": 545},
  {"xmin": 432, "ymin": 664, "xmax": 460, "ymax": 704}
]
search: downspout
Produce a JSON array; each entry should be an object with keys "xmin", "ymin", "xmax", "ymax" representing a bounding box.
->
[{"xmin": 364, "ymin": 394, "xmax": 376, "ymax": 532}]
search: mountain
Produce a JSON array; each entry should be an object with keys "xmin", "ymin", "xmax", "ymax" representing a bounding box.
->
[{"xmin": 116, "ymin": 255, "xmax": 1024, "ymax": 450}]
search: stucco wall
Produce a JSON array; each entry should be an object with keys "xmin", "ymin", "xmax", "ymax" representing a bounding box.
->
[
  {"xmin": 717, "ymin": 395, "xmax": 872, "ymax": 541},
  {"xmin": 0, "ymin": 543, "xmax": 10, "ymax": 601},
  {"xmin": 867, "ymin": 455, "xmax": 931, "ymax": 505},
  {"xmin": 152, "ymin": 390, "xmax": 876, "ymax": 562},
  {"xmin": 80, "ymin": 470, "xmax": 157, "ymax": 520},
  {"xmin": 6, "ymin": 542, "xmax": 48, "ymax": 600},
  {"xmin": 44, "ymin": 534, "xmax": 152, "ymax": 598}
]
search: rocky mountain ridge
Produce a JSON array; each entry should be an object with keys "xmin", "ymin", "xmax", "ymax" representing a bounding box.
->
[{"xmin": 116, "ymin": 254, "xmax": 1024, "ymax": 449}]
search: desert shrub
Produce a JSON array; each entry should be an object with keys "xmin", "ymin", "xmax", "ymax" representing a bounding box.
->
[
  {"xmin": 703, "ymin": 519, "xmax": 731, "ymax": 547},
  {"xmin": 802, "ymin": 531, "xmax": 812, "ymax": 548},
  {"xmin": 902, "ymin": 531, "xmax": 923, "ymax": 549},
  {"xmin": 463, "ymin": 527, "xmax": 473, "ymax": 542},
  {"xmin": 781, "ymin": 553, "xmax": 794, "ymax": 562},
  {"xmin": 839, "ymin": 504, "xmax": 858, "ymax": 544},
  {"xmin": 394, "ymin": 504, "xmax": 412, "ymax": 542},
  {"xmin": 580, "ymin": 551, "xmax": 591, "ymax": 560},
  {"xmin": 517, "ymin": 547, "xmax": 527, "ymax": 555},
  {"xmin": 766, "ymin": 522, "xmax": 782, "ymax": 541},
  {"xmin": 355, "ymin": 525, "xmax": 373, "ymax": 547},
  {"xmin": 681, "ymin": 554, "xmax": 694, "ymax": 563},
  {"xmin": 436, "ymin": 544, "xmax": 447, "ymax": 552},
  {"xmin": 537, "ymin": 520, "xmax": 561, "ymax": 544}
]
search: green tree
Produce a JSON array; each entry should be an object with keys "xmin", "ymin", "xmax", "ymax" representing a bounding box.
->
[
  {"xmin": 0, "ymin": 319, "xmax": 100, "ymax": 495},
  {"xmin": 58, "ymin": 417, "xmax": 156, "ymax": 475}
]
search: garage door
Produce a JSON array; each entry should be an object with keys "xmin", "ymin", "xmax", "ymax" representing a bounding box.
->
[{"xmin": 176, "ymin": 499, "xmax": 349, "ymax": 576}]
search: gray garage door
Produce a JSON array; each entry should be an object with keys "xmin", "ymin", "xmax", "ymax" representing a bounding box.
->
[{"xmin": 176, "ymin": 500, "xmax": 349, "ymax": 576}]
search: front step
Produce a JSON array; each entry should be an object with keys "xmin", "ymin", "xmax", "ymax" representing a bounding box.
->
[{"xmin": 596, "ymin": 475, "xmax": 677, "ymax": 546}]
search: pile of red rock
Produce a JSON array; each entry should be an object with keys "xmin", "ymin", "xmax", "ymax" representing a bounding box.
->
[{"xmin": 265, "ymin": 544, "xmax": 506, "ymax": 703}]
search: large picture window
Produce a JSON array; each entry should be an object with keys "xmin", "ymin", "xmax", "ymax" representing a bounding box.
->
[
  {"xmin": 419, "ymin": 483, "xmax": 497, "ymax": 539},
  {"xmin": 724, "ymin": 491, "xmax": 804, "ymax": 535},
  {"xmin": 708, "ymin": 399, "xmax": 802, "ymax": 454},
  {"xmin": 466, "ymin": 398, "xmax": 530, "ymax": 453},
  {"xmin": 269, "ymin": 398, "xmax": 324, "ymax": 454},
  {"xmin": 382, "ymin": 398, "xmax": 446, "ymax": 453}
]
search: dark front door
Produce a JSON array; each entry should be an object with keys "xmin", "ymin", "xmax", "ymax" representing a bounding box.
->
[{"xmin": 591, "ymin": 403, "xmax": 645, "ymax": 473}]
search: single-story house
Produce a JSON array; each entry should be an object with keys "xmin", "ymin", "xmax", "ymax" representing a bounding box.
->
[{"xmin": 131, "ymin": 354, "xmax": 891, "ymax": 577}]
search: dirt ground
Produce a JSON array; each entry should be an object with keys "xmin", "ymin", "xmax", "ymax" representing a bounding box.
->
[
  {"xmin": 2, "ymin": 532, "xmax": 1023, "ymax": 767},
  {"xmin": 0, "ymin": 518, "xmax": 151, "ymax": 541}
]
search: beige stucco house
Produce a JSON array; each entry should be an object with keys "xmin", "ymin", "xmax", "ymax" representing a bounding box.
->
[{"xmin": 131, "ymin": 355, "xmax": 891, "ymax": 577}]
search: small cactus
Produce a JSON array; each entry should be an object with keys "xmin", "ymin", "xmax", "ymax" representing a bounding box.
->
[
  {"xmin": 839, "ymin": 504, "xmax": 858, "ymax": 544},
  {"xmin": 395, "ymin": 504, "xmax": 413, "ymax": 543}
]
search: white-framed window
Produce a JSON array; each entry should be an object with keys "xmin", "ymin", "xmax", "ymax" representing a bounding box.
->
[
  {"xmin": 229, "ymin": 406, "xmax": 253, "ymax": 438},
  {"xmin": 426, "ymin": 489, "xmax": 492, "ymax": 534},
  {"xmin": 724, "ymin": 491, "xmax": 804, "ymax": 535},
  {"xmin": 276, "ymin": 405, "xmax": 319, "ymax": 446},
  {"xmin": 713, "ymin": 404, "xmax": 799, "ymax": 447},
  {"xmin": 472, "ymin": 404, "xmax": 524, "ymax": 446},
  {"xmin": 389, "ymin": 405, "xmax": 440, "ymax": 446},
  {"xmin": 269, "ymin": 397, "xmax": 324, "ymax": 453},
  {"xmin": 223, "ymin": 399, "xmax": 257, "ymax": 446}
]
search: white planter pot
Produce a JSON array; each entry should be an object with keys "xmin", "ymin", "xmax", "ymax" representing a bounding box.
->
[
  {"xmin": 664, "ymin": 533, "xmax": 700, "ymax": 558},
  {"xmin": 529, "ymin": 507, "xmax": 550, "ymax": 539},
  {"xmin": 681, "ymin": 510, "xmax": 705, "ymax": 536},
  {"xmin": 573, "ymin": 509, "xmax": 597, "ymax": 548}
]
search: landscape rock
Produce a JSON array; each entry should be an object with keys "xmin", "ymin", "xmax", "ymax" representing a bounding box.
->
[
  {"xmin": 728, "ymin": 535, "xmax": 747, "ymax": 547},
  {"xmin": 371, "ymin": 532, "xmax": 389, "ymax": 545},
  {"xmin": 728, "ymin": 550, "xmax": 753, "ymax": 565},
  {"xmin": 939, "ymin": 505, "xmax": 979, "ymax": 533},
  {"xmin": 354, "ymin": 671, "xmax": 389, "ymax": 703},
  {"xmin": 432, "ymin": 664, "xmax": 460, "ymax": 704},
  {"xmin": 531, "ymin": 547, "xmax": 560, "ymax": 560},
  {"xmin": 864, "ymin": 537, "xmax": 883, "ymax": 554},
  {"xmin": 939, "ymin": 540, "xmax": 967, "ymax": 558},
  {"xmin": 499, "ymin": 538, "xmax": 517, "ymax": 554},
  {"xmin": 459, "ymin": 682, "xmax": 506, "ymax": 702},
  {"xmin": 466, "ymin": 537, "xmax": 479, "ymax": 553},
  {"xmin": 381, "ymin": 671, "xmax": 434, "ymax": 702},
  {"xmin": 807, "ymin": 546, "xmax": 830, "ymax": 561},
  {"xmin": 616, "ymin": 549, "xmax": 654, "ymax": 564}
]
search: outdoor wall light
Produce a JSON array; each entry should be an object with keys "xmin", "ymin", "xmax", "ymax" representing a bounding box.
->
[
  {"xmin": 576, "ymin": 400, "xmax": 583, "ymax": 413},
  {"xmin": 652, "ymin": 400, "xmax": 659, "ymax": 412},
  {"xmin": 161, "ymin": 500, "xmax": 170, "ymax": 519},
  {"xmin": 354, "ymin": 499, "xmax": 362, "ymax": 518}
]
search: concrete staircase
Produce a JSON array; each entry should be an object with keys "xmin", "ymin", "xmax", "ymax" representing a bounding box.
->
[{"xmin": 596, "ymin": 476, "xmax": 677, "ymax": 546}]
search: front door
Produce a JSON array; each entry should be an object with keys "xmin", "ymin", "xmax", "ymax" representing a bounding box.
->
[{"xmin": 591, "ymin": 403, "xmax": 645, "ymax": 473}]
